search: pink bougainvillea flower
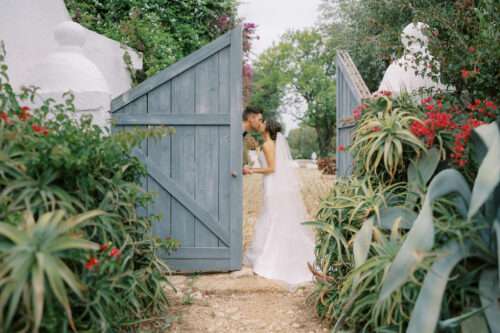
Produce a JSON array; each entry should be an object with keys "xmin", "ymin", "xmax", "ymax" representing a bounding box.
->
[
  {"xmin": 420, "ymin": 96, "xmax": 432, "ymax": 105},
  {"xmin": 337, "ymin": 144, "xmax": 345, "ymax": 152},
  {"xmin": 353, "ymin": 108, "xmax": 362, "ymax": 120},
  {"xmin": 425, "ymin": 104, "xmax": 434, "ymax": 111},
  {"xmin": 85, "ymin": 257, "xmax": 99, "ymax": 270}
]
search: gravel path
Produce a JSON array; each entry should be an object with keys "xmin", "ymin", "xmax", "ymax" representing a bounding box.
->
[{"xmin": 165, "ymin": 268, "xmax": 329, "ymax": 332}]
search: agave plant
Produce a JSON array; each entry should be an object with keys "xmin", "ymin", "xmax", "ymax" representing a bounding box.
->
[
  {"xmin": 0, "ymin": 210, "xmax": 103, "ymax": 332},
  {"xmin": 379, "ymin": 121, "xmax": 500, "ymax": 332},
  {"xmin": 351, "ymin": 94, "xmax": 427, "ymax": 181}
]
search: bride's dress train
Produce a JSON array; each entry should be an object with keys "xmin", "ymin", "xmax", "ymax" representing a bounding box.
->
[{"xmin": 243, "ymin": 133, "xmax": 315, "ymax": 287}]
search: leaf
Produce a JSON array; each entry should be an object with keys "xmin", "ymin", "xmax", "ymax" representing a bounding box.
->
[
  {"xmin": 458, "ymin": 312, "xmax": 489, "ymax": 333},
  {"xmin": 468, "ymin": 122, "xmax": 500, "ymax": 219},
  {"xmin": 377, "ymin": 206, "xmax": 417, "ymax": 230},
  {"xmin": 479, "ymin": 269, "xmax": 500, "ymax": 332},
  {"xmin": 0, "ymin": 223, "xmax": 28, "ymax": 244},
  {"xmin": 379, "ymin": 169, "xmax": 471, "ymax": 301},
  {"xmin": 31, "ymin": 264, "xmax": 45, "ymax": 333},
  {"xmin": 44, "ymin": 237, "xmax": 99, "ymax": 253},
  {"xmin": 352, "ymin": 217, "xmax": 374, "ymax": 288},
  {"xmin": 406, "ymin": 147, "xmax": 440, "ymax": 208},
  {"xmin": 406, "ymin": 241, "xmax": 472, "ymax": 333}
]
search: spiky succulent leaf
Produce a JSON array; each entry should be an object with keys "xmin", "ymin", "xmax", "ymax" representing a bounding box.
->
[
  {"xmin": 406, "ymin": 241, "xmax": 472, "ymax": 333},
  {"xmin": 379, "ymin": 169, "xmax": 471, "ymax": 301},
  {"xmin": 479, "ymin": 269, "xmax": 500, "ymax": 332}
]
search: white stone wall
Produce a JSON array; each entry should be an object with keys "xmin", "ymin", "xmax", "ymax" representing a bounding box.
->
[{"xmin": 0, "ymin": 0, "xmax": 142, "ymax": 99}]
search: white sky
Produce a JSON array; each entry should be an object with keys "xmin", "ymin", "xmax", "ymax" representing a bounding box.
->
[{"xmin": 238, "ymin": 0, "xmax": 323, "ymax": 133}]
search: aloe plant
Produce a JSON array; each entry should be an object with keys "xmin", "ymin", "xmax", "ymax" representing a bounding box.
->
[
  {"xmin": 379, "ymin": 121, "xmax": 500, "ymax": 332},
  {"xmin": 0, "ymin": 210, "xmax": 102, "ymax": 332},
  {"xmin": 351, "ymin": 94, "xmax": 427, "ymax": 181}
]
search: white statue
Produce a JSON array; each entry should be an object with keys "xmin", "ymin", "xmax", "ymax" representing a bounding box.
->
[
  {"xmin": 311, "ymin": 152, "xmax": 317, "ymax": 162},
  {"xmin": 376, "ymin": 22, "xmax": 447, "ymax": 97}
]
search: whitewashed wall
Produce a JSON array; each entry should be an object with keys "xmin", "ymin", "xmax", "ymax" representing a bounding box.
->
[{"xmin": 0, "ymin": 0, "xmax": 142, "ymax": 99}]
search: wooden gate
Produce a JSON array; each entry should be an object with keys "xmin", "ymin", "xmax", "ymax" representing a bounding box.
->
[
  {"xmin": 111, "ymin": 27, "xmax": 243, "ymax": 272},
  {"xmin": 336, "ymin": 50, "xmax": 371, "ymax": 177}
]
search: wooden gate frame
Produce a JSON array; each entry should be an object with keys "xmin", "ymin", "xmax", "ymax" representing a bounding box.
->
[
  {"xmin": 335, "ymin": 50, "xmax": 371, "ymax": 177},
  {"xmin": 110, "ymin": 26, "xmax": 243, "ymax": 272}
]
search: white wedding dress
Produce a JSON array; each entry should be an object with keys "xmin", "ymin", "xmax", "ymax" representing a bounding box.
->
[{"xmin": 243, "ymin": 133, "xmax": 316, "ymax": 287}]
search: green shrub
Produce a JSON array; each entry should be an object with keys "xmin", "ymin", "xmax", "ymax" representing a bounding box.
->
[
  {"xmin": 0, "ymin": 42, "xmax": 178, "ymax": 332},
  {"xmin": 64, "ymin": 0, "xmax": 239, "ymax": 82}
]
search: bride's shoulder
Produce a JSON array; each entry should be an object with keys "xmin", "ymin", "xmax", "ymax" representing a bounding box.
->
[{"xmin": 262, "ymin": 139, "xmax": 275, "ymax": 151}]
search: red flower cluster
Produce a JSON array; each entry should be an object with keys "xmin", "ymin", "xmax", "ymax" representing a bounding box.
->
[
  {"xmin": 85, "ymin": 257, "xmax": 99, "ymax": 270},
  {"xmin": 411, "ymin": 98, "xmax": 457, "ymax": 146},
  {"xmin": 0, "ymin": 111, "xmax": 12, "ymax": 125},
  {"xmin": 31, "ymin": 124, "xmax": 49, "ymax": 136},
  {"xmin": 19, "ymin": 106, "xmax": 31, "ymax": 121},
  {"xmin": 352, "ymin": 103, "xmax": 367, "ymax": 120},
  {"xmin": 451, "ymin": 118, "xmax": 485, "ymax": 166},
  {"xmin": 84, "ymin": 244, "xmax": 121, "ymax": 271},
  {"xmin": 337, "ymin": 144, "xmax": 345, "ymax": 152},
  {"xmin": 466, "ymin": 98, "xmax": 497, "ymax": 120}
]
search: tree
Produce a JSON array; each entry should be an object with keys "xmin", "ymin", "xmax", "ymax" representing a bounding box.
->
[
  {"xmin": 287, "ymin": 125, "xmax": 319, "ymax": 159},
  {"xmin": 251, "ymin": 29, "xmax": 337, "ymax": 157}
]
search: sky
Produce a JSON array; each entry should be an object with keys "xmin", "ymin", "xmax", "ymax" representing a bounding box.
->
[{"xmin": 238, "ymin": 0, "xmax": 323, "ymax": 133}]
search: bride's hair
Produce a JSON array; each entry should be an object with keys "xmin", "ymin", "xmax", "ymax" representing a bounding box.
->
[{"xmin": 265, "ymin": 119, "xmax": 282, "ymax": 141}]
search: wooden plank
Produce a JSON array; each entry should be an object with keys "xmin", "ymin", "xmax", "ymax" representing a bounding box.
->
[
  {"xmin": 148, "ymin": 134, "xmax": 172, "ymax": 240},
  {"xmin": 171, "ymin": 127, "xmax": 196, "ymax": 247},
  {"xmin": 113, "ymin": 114, "xmax": 230, "ymax": 126},
  {"xmin": 148, "ymin": 81, "xmax": 171, "ymax": 114},
  {"xmin": 162, "ymin": 258, "xmax": 232, "ymax": 273},
  {"xmin": 195, "ymin": 55, "xmax": 219, "ymax": 114},
  {"xmin": 111, "ymin": 32, "xmax": 232, "ymax": 112},
  {"xmin": 166, "ymin": 247, "xmax": 230, "ymax": 259},
  {"xmin": 133, "ymin": 148, "xmax": 231, "ymax": 246},
  {"xmin": 228, "ymin": 26, "xmax": 243, "ymax": 270},
  {"xmin": 218, "ymin": 48, "xmax": 231, "ymax": 248}
]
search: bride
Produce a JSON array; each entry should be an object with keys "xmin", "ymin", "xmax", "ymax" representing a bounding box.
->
[{"xmin": 243, "ymin": 119, "xmax": 316, "ymax": 287}]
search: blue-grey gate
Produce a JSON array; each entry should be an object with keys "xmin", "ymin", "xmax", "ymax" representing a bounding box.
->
[
  {"xmin": 111, "ymin": 27, "xmax": 243, "ymax": 273},
  {"xmin": 336, "ymin": 50, "xmax": 371, "ymax": 177}
]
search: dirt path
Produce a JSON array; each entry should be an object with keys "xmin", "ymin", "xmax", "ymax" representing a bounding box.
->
[
  {"xmin": 164, "ymin": 169, "xmax": 334, "ymax": 332},
  {"xmin": 165, "ymin": 268, "xmax": 329, "ymax": 333}
]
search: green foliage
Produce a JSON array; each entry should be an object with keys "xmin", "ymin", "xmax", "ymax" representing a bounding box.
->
[
  {"xmin": 0, "ymin": 43, "xmax": 178, "ymax": 332},
  {"xmin": 380, "ymin": 121, "xmax": 500, "ymax": 333},
  {"xmin": 251, "ymin": 29, "xmax": 336, "ymax": 157},
  {"xmin": 0, "ymin": 210, "xmax": 101, "ymax": 332},
  {"xmin": 287, "ymin": 126, "xmax": 319, "ymax": 159},
  {"xmin": 319, "ymin": 0, "xmax": 500, "ymax": 100},
  {"xmin": 64, "ymin": 0, "xmax": 239, "ymax": 82},
  {"xmin": 350, "ymin": 94, "xmax": 427, "ymax": 181}
]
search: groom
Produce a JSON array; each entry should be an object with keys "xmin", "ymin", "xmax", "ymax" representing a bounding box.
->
[{"xmin": 242, "ymin": 106, "xmax": 264, "ymax": 175}]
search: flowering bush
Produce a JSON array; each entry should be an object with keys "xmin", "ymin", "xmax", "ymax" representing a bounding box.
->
[{"xmin": 0, "ymin": 43, "xmax": 178, "ymax": 332}]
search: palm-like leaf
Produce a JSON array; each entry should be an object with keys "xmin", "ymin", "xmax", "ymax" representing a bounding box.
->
[{"xmin": 0, "ymin": 210, "xmax": 102, "ymax": 332}]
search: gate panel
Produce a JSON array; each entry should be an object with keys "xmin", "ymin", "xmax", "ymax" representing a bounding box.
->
[
  {"xmin": 336, "ymin": 51, "xmax": 371, "ymax": 177},
  {"xmin": 111, "ymin": 27, "xmax": 243, "ymax": 272}
]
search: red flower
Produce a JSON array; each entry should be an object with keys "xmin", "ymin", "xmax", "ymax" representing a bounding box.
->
[
  {"xmin": 32, "ymin": 124, "xmax": 49, "ymax": 136},
  {"xmin": 110, "ymin": 247, "xmax": 121, "ymax": 258},
  {"xmin": 461, "ymin": 69, "xmax": 469, "ymax": 79},
  {"xmin": 19, "ymin": 106, "xmax": 31, "ymax": 121},
  {"xmin": 468, "ymin": 47, "xmax": 475, "ymax": 53},
  {"xmin": 425, "ymin": 104, "xmax": 434, "ymax": 111},
  {"xmin": 485, "ymin": 100, "xmax": 497, "ymax": 110},
  {"xmin": 100, "ymin": 243, "xmax": 109, "ymax": 252},
  {"xmin": 0, "ymin": 112, "xmax": 11, "ymax": 124},
  {"xmin": 337, "ymin": 144, "xmax": 345, "ymax": 152},
  {"xmin": 420, "ymin": 96, "xmax": 432, "ymax": 105},
  {"xmin": 372, "ymin": 126, "xmax": 381, "ymax": 132},
  {"xmin": 85, "ymin": 257, "xmax": 99, "ymax": 270},
  {"xmin": 380, "ymin": 90, "xmax": 392, "ymax": 97}
]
